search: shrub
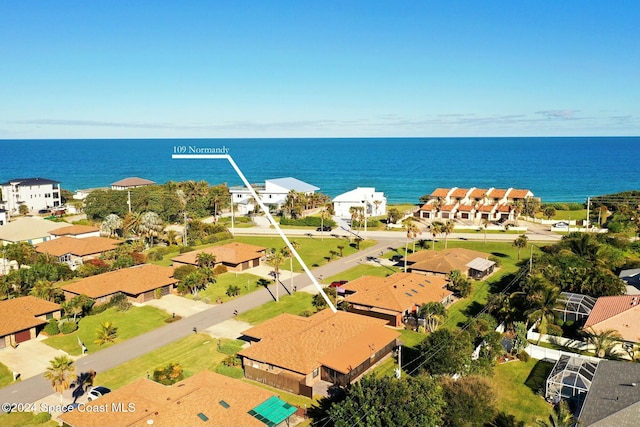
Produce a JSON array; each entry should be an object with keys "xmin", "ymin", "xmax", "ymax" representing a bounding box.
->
[
  {"xmin": 518, "ymin": 350, "xmax": 530, "ymax": 362},
  {"xmin": 32, "ymin": 412, "xmax": 52, "ymax": 424},
  {"xmin": 280, "ymin": 216, "xmax": 337, "ymax": 227},
  {"xmin": 43, "ymin": 319, "xmax": 60, "ymax": 336},
  {"xmin": 179, "ymin": 246, "xmax": 194, "ymax": 254},
  {"xmin": 226, "ymin": 285, "xmax": 240, "ymax": 297},
  {"xmin": 110, "ymin": 293, "xmax": 132, "ymax": 311},
  {"xmin": 60, "ymin": 321, "xmax": 78, "ymax": 334},
  {"xmin": 546, "ymin": 324, "xmax": 563, "ymax": 336},
  {"xmin": 154, "ymin": 288, "xmax": 163, "ymax": 299},
  {"xmin": 174, "ymin": 265, "xmax": 197, "ymax": 281},
  {"xmin": 152, "ymin": 362, "xmax": 184, "ymax": 386},
  {"xmin": 146, "ymin": 251, "xmax": 163, "ymax": 261},
  {"xmin": 213, "ymin": 265, "xmax": 228, "ymax": 275},
  {"xmin": 90, "ymin": 304, "xmax": 109, "ymax": 315},
  {"xmin": 222, "ymin": 355, "xmax": 241, "ymax": 367}
]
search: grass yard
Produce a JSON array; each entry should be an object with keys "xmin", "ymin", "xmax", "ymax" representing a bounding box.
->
[
  {"xmin": 183, "ymin": 272, "xmax": 264, "ymax": 303},
  {"xmin": 94, "ymin": 334, "xmax": 244, "ymax": 390},
  {"xmin": 0, "ymin": 362, "xmax": 15, "ymax": 388},
  {"xmin": 44, "ymin": 305, "xmax": 171, "ymax": 356},
  {"xmin": 493, "ymin": 359, "xmax": 554, "ymax": 424},
  {"xmin": 324, "ymin": 263, "xmax": 400, "ymax": 284},
  {"xmin": 0, "ymin": 412, "xmax": 58, "ymax": 427},
  {"xmin": 240, "ymin": 379, "xmax": 318, "ymax": 408},
  {"xmin": 235, "ymin": 292, "xmax": 315, "ymax": 325}
]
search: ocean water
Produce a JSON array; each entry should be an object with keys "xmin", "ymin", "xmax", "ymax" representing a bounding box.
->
[{"xmin": 1, "ymin": 137, "xmax": 639, "ymax": 204}]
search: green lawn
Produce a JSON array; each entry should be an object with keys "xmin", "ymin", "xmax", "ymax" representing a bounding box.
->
[
  {"xmin": 536, "ymin": 209, "xmax": 587, "ymax": 221},
  {"xmin": 236, "ymin": 292, "xmax": 315, "ymax": 325},
  {"xmin": 94, "ymin": 334, "xmax": 243, "ymax": 389},
  {"xmin": 493, "ymin": 359, "xmax": 554, "ymax": 424},
  {"xmin": 0, "ymin": 412, "xmax": 58, "ymax": 427},
  {"xmin": 183, "ymin": 272, "xmax": 264, "ymax": 303},
  {"xmin": 324, "ymin": 263, "xmax": 400, "ymax": 284},
  {"xmin": 44, "ymin": 306, "xmax": 171, "ymax": 356},
  {"xmin": 0, "ymin": 362, "xmax": 14, "ymax": 388},
  {"xmin": 240, "ymin": 379, "xmax": 318, "ymax": 408}
]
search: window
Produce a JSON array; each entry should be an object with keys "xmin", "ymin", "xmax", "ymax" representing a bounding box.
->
[
  {"xmin": 313, "ymin": 367, "xmax": 320, "ymax": 377},
  {"xmin": 46, "ymin": 313, "xmax": 53, "ymax": 320}
]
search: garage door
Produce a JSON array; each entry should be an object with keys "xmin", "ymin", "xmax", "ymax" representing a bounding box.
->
[
  {"xmin": 159, "ymin": 286, "xmax": 170, "ymax": 296},
  {"xmin": 143, "ymin": 290, "xmax": 155, "ymax": 302},
  {"xmin": 15, "ymin": 330, "xmax": 31, "ymax": 343}
]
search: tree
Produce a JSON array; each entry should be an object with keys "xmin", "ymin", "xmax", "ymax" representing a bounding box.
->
[
  {"xmin": 44, "ymin": 355, "xmax": 76, "ymax": 403},
  {"xmin": 430, "ymin": 221, "xmax": 444, "ymax": 250},
  {"xmin": 523, "ymin": 196, "xmax": 541, "ymax": 219},
  {"xmin": 326, "ymin": 375, "xmax": 445, "ymax": 427},
  {"xmin": 196, "ymin": 252, "xmax": 216, "ymax": 268},
  {"xmin": 419, "ymin": 328, "xmax": 474, "ymax": 376},
  {"xmin": 387, "ymin": 207, "xmax": 401, "ymax": 225},
  {"xmin": 100, "ymin": 213, "xmax": 123, "ymax": 238},
  {"xmin": 138, "ymin": 211, "xmax": 164, "ymax": 247},
  {"xmin": 442, "ymin": 220, "xmax": 455, "ymax": 249},
  {"xmin": 402, "ymin": 217, "xmax": 420, "ymax": 269},
  {"xmin": 482, "ymin": 218, "xmax": 491, "ymax": 244},
  {"xmin": 29, "ymin": 279, "xmax": 64, "ymax": 303},
  {"xmin": 441, "ymin": 376, "xmax": 497, "ymax": 427},
  {"xmin": 512, "ymin": 200, "xmax": 524, "ymax": 226},
  {"xmin": 534, "ymin": 400, "xmax": 577, "ymax": 427},
  {"xmin": 583, "ymin": 327, "xmax": 622, "ymax": 358},
  {"xmin": 512, "ymin": 321, "xmax": 529, "ymax": 355},
  {"xmin": 524, "ymin": 280, "xmax": 562, "ymax": 344},
  {"xmin": 266, "ymin": 248, "xmax": 285, "ymax": 302},
  {"xmin": 152, "ymin": 362, "xmax": 184, "ymax": 386},
  {"xmin": 94, "ymin": 321, "xmax": 118, "ymax": 346},
  {"xmin": 419, "ymin": 302, "xmax": 447, "ymax": 333},
  {"xmin": 312, "ymin": 287, "xmax": 337, "ymax": 311},
  {"xmin": 543, "ymin": 206, "xmax": 556, "ymax": 220},
  {"xmin": 513, "ymin": 234, "xmax": 528, "ymax": 260}
]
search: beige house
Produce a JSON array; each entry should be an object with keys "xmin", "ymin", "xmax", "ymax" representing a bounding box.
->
[
  {"xmin": 0, "ymin": 217, "xmax": 70, "ymax": 245},
  {"xmin": 62, "ymin": 264, "xmax": 177, "ymax": 304},
  {"xmin": 239, "ymin": 309, "xmax": 400, "ymax": 397},
  {"xmin": 35, "ymin": 236, "xmax": 121, "ymax": 268},
  {"xmin": 58, "ymin": 370, "xmax": 296, "ymax": 427},
  {"xmin": 171, "ymin": 242, "xmax": 266, "ymax": 272},
  {"xmin": 110, "ymin": 177, "xmax": 156, "ymax": 190},
  {"xmin": 343, "ymin": 273, "xmax": 453, "ymax": 327},
  {"xmin": 50, "ymin": 225, "xmax": 101, "ymax": 239},
  {"xmin": 0, "ymin": 296, "xmax": 61, "ymax": 349},
  {"xmin": 405, "ymin": 247, "xmax": 495, "ymax": 279}
]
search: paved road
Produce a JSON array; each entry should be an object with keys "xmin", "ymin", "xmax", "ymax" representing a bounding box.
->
[{"xmin": 0, "ymin": 220, "xmax": 560, "ymax": 408}]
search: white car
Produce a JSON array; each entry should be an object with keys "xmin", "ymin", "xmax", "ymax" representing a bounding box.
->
[{"xmin": 87, "ymin": 386, "xmax": 111, "ymax": 401}]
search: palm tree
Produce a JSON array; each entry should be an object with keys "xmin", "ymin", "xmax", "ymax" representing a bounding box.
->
[
  {"xmin": 100, "ymin": 213, "xmax": 122, "ymax": 238},
  {"xmin": 430, "ymin": 221, "xmax": 444, "ymax": 250},
  {"xmin": 266, "ymin": 248, "xmax": 285, "ymax": 302},
  {"xmin": 583, "ymin": 327, "xmax": 622, "ymax": 358},
  {"xmin": 138, "ymin": 211, "xmax": 164, "ymax": 247},
  {"xmin": 525, "ymin": 280, "xmax": 563, "ymax": 345},
  {"xmin": 373, "ymin": 199, "xmax": 382, "ymax": 216},
  {"xmin": 30, "ymin": 279, "xmax": 62, "ymax": 303},
  {"xmin": 122, "ymin": 211, "xmax": 142, "ymax": 237},
  {"xmin": 419, "ymin": 302, "xmax": 448, "ymax": 332},
  {"xmin": 512, "ymin": 200, "xmax": 523, "ymax": 226},
  {"xmin": 442, "ymin": 220, "xmax": 455, "ymax": 249},
  {"xmin": 534, "ymin": 400, "xmax": 577, "ymax": 427},
  {"xmin": 402, "ymin": 217, "xmax": 420, "ymax": 269},
  {"xmin": 513, "ymin": 234, "xmax": 528, "ymax": 260},
  {"xmin": 281, "ymin": 240, "xmax": 300, "ymax": 290},
  {"xmin": 44, "ymin": 355, "xmax": 76, "ymax": 403},
  {"xmin": 196, "ymin": 252, "xmax": 216, "ymax": 268},
  {"xmin": 94, "ymin": 321, "xmax": 118, "ymax": 346},
  {"xmin": 482, "ymin": 218, "xmax": 491, "ymax": 244},
  {"xmin": 164, "ymin": 229, "xmax": 179, "ymax": 246}
]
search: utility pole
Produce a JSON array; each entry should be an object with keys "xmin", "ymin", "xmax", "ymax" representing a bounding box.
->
[
  {"xmin": 183, "ymin": 212, "xmax": 188, "ymax": 246},
  {"xmin": 395, "ymin": 345, "xmax": 402, "ymax": 379},
  {"xmin": 127, "ymin": 190, "xmax": 132, "ymax": 214},
  {"xmin": 230, "ymin": 195, "xmax": 235, "ymax": 236},
  {"xmin": 586, "ymin": 196, "xmax": 590, "ymax": 232}
]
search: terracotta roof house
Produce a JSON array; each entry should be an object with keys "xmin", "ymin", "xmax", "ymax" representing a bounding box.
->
[
  {"xmin": 0, "ymin": 296, "xmax": 61, "ymax": 349},
  {"xmin": 343, "ymin": 273, "xmax": 453, "ymax": 326},
  {"xmin": 406, "ymin": 248, "xmax": 495, "ymax": 279},
  {"xmin": 171, "ymin": 242, "xmax": 266, "ymax": 272},
  {"xmin": 62, "ymin": 264, "xmax": 177, "ymax": 304},
  {"xmin": 0, "ymin": 217, "xmax": 70, "ymax": 245},
  {"xmin": 58, "ymin": 370, "xmax": 296, "ymax": 427},
  {"xmin": 110, "ymin": 177, "xmax": 156, "ymax": 190},
  {"xmin": 583, "ymin": 295, "xmax": 640, "ymax": 344},
  {"xmin": 50, "ymin": 225, "xmax": 101, "ymax": 239},
  {"xmin": 239, "ymin": 310, "xmax": 400, "ymax": 396},
  {"xmin": 35, "ymin": 236, "xmax": 121, "ymax": 269},
  {"xmin": 430, "ymin": 188, "xmax": 450, "ymax": 198}
]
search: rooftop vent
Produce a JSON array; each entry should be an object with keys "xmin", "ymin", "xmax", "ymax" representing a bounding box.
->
[
  {"xmin": 219, "ymin": 400, "xmax": 230, "ymax": 409},
  {"xmin": 197, "ymin": 412, "xmax": 209, "ymax": 421}
]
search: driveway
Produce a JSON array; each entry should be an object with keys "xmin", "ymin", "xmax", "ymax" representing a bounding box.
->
[
  {"xmin": 0, "ymin": 337, "xmax": 77, "ymax": 381},
  {"xmin": 142, "ymin": 294, "xmax": 211, "ymax": 318},
  {"xmin": 204, "ymin": 319, "xmax": 252, "ymax": 340}
]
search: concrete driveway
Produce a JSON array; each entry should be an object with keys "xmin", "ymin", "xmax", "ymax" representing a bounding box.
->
[
  {"xmin": 142, "ymin": 294, "xmax": 211, "ymax": 318},
  {"xmin": 0, "ymin": 337, "xmax": 77, "ymax": 381},
  {"xmin": 204, "ymin": 319, "xmax": 252, "ymax": 340}
]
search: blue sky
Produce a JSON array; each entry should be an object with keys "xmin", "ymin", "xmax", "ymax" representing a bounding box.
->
[{"xmin": 1, "ymin": 1, "xmax": 638, "ymax": 138}]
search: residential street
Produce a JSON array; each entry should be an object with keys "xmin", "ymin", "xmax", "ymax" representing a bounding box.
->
[{"xmin": 0, "ymin": 220, "xmax": 561, "ymax": 410}]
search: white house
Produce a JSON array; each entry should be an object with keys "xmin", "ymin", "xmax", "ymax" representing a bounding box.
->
[
  {"xmin": 333, "ymin": 187, "xmax": 387, "ymax": 218},
  {"xmin": 0, "ymin": 217, "xmax": 70, "ymax": 246},
  {"xmin": 0, "ymin": 178, "xmax": 62, "ymax": 214},
  {"xmin": 0, "ymin": 209, "xmax": 6, "ymax": 226},
  {"xmin": 230, "ymin": 177, "xmax": 319, "ymax": 215}
]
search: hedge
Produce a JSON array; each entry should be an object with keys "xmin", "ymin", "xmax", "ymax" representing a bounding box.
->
[{"xmin": 280, "ymin": 216, "xmax": 337, "ymax": 227}]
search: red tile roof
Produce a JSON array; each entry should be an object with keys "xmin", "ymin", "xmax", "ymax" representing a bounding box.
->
[
  {"xmin": 430, "ymin": 188, "xmax": 450, "ymax": 198},
  {"xmin": 506, "ymin": 188, "xmax": 533, "ymax": 199},
  {"xmin": 35, "ymin": 236, "xmax": 120, "ymax": 257},
  {"xmin": 457, "ymin": 204, "xmax": 475, "ymax": 212},
  {"xmin": 419, "ymin": 203, "xmax": 436, "ymax": 211},
  {"xmin": 584, "ymin": 296, "xmax": 640, "ymax": 342},
  {"xmin": 239, "ymin": 310, "xmax": 400, "ymax": 375},
  {"xmin": 487, "ymin": 188, "xmax": 507, "ymax": 198},
  {"xmin": 469, "ymin": 188, "xmax": 487, "ymax": 199},
  {"xmin": 62, "ymin": 264, "xmax": 177, "ymax": 299},
  {"xmin": 450, "ymin": 188, "xmax": 468, "ymax": 198},
  {"xmin": 497, "ymin": 204, "xmax": 512, "ymax": 213},
  {"xmin": 478, "ymin": 204, "xmax": 496, "ymax": 212}
]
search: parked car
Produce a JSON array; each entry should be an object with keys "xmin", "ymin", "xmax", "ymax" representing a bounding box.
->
[
  {"xmin": 87, "ymin": 386, "xmax": 111, "ymax": 401},
  {"xmin": 316, "ymin": 225, "xmax": 332, "ymax": 232},
  {"xmin": 551, "ymin": 221, "xmax": 570, "ymax": 230},
  {"xmin": 330, "ymin": 280, "xmax": 348, "ymax": 287}
]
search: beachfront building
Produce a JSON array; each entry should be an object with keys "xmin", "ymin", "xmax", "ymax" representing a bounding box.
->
[
  {"xmin": 171, "ymin": 242, "xmax": 266, "ymax": 272},
  {"xmin": 332, "ymin": 187, "xmax": 386, "ymax": 218},
  {"xmin": 238, "ymin": 309, "xmax": 400, "ymax": 397},
  {"xmin": 72, "ymin": 187, "xmax": 108, "ymax": 200},
  {"xmin": 62, "ymin": 264, "xmax": 177, "ymax": 304},
  {"xmin": 416, "ymin": 187, "xmax": 535, "ymax": 223},
  {"xmin": 230, "ymin": 177, "xmax": 319, "ymax": 215},
  {"xmin": 0, "ymin": 209, "xmax": 6, "ymax": 226},
  {"xmin": 342, "ymin": 272, "xmax": 453, "ymax": 327},
  {"xmin": 0, "ymin": 296, "xmax": 62, "ymax": 349},
  {"xmin": 0, "ymin": 217, "xmax": 71, "ymax": 246},
  {"xmin": 58, "ymin": 370, "xmax": 297, "ymax": 427},
  {"xmin": 0, "ymin": 177, "xmax": 62, "ymax": 215},
  {"xmin": 110, "ymin": 177, "xmax": 156, "ymax": 190}
]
